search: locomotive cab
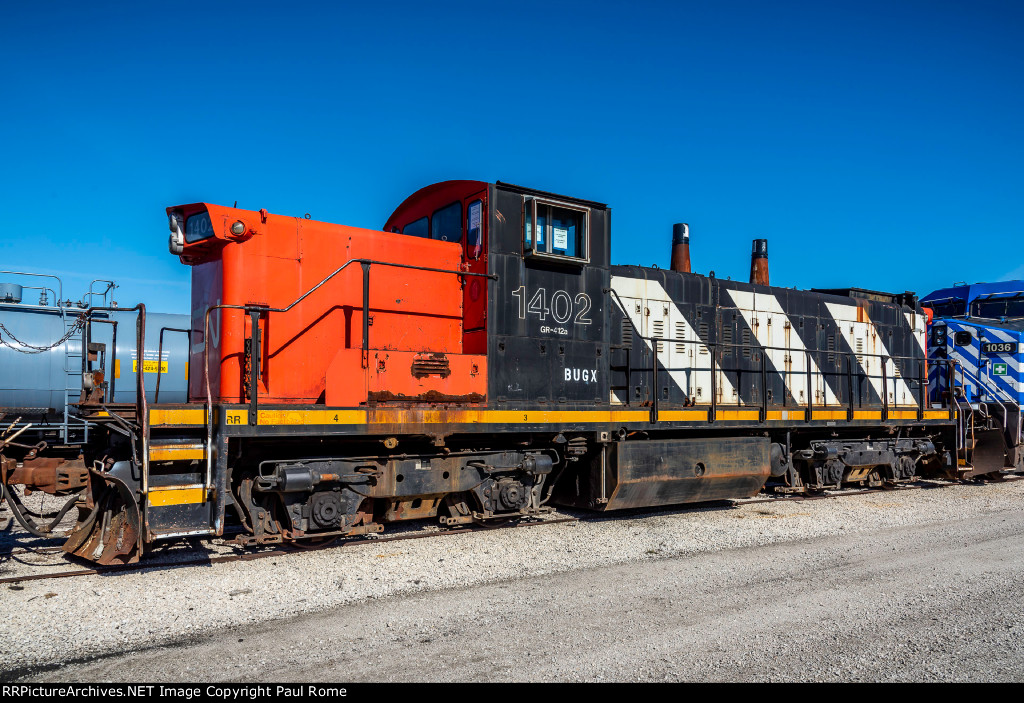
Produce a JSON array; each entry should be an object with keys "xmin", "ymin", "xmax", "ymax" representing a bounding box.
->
[
  {"xmin": 923, "ymin": 281, "xmax": 1024, "ymax": 471},
  {"xmin": 385, "ymin": 181, "xmax": 612, "ymax": 407}
]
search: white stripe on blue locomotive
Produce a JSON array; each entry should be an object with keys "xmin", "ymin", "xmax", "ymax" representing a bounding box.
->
[{"xmin": 929, "ymin": 319, "xmax": 1023, "ymax": 406}]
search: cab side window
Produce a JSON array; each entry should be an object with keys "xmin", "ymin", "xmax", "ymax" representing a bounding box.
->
[
  {"xmin": 403, "ymin": 217, "xmax": 429, "ymax": 238},
  {"xmin": 431, "ymin": 202, "xmax": 463, "ymax": 242},
  {"xmin": 467, "ymin": 200, "xmax": 483, "ymax": 259}
]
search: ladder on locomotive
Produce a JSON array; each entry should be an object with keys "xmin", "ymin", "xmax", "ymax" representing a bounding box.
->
[{"xmin": 951, "ymin": 365, "xmax": 1022, "ymax": 473}]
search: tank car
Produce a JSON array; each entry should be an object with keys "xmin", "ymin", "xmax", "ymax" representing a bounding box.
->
[
  {"xmin": 34, "ymin": 180, "xmax": 967, "ymax": 565},
  {"xmin": 0, "ymin": 271, "xmax": 189, "ymax": 537},
  {"xmin": 922, "ymin": 280, "xmax": 1024, "ymax": 474}
]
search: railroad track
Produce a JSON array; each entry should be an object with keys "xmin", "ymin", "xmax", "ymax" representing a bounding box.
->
[
  {"xmin": 0, "ymin": 516, "xmax": 581, "ymax": 585},
  {"xmin": 3, "ymin": 473, "xmax": 1022, "ymax": 585}
]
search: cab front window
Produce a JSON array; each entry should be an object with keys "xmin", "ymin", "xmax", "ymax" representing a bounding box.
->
[{"xmin": 972, "ymin": 295, "xmax": 1024, "ymax": 319}]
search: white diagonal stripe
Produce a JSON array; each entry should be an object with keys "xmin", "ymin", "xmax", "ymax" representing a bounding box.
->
[
  {"xmin": 825, "ymin": 302, "xmax": 918, "ymax": 407},
  {"xmin": 904, "ymin": 311, "xmax": 927, "ymax": 355},
  {"xmin": 611, "ymin": 276, "xmax": 738, "ymax": 404},
  {"xmin": 728, "ymin": 290, "xmax": 839, "ymax": 406}
]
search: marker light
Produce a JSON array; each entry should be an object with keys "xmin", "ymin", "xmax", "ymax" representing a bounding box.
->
[{"xmin": 231, "ymin": 221, "xmax": 246, "ymax": 235}]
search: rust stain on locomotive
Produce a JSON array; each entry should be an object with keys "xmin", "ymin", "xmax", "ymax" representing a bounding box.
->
[{"xmin": 366, "ymin": 390, "xmax": 486, "ymax": 405}]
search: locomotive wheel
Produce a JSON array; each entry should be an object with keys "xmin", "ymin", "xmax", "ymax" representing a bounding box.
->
[
  {"xmin": 472, "ymin": 515, "xmax": 515, "ymax": 529},
  {"xmin": 291, "ymin": 535, "xmax": 341, "ymax": 550},
  {"xmin": 63, "ymin": 473, "xmax": 141, "ymax": 565}
]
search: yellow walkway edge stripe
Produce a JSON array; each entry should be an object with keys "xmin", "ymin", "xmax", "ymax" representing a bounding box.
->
[
  {"xmin": 148, "ymin": 486, "xmax": 206, "ymax": 507},
  {"xmin": 150, "ymin": 408, "xmax": 207, "ymax": 425},
  {"xmin": 149, "ymin": 445, "xmax": 206, "ymax": 462},
  {"xmin": 154, "ymin": 406, "xmax": 953, "ymax": 427}
]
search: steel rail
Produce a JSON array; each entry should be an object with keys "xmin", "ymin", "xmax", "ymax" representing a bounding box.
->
[
  {"xmin": 0, "ymin": 516, "xmax": 580, "ymax": 585},
  {"xmin": 5, "ymin": 474, "xmax": 1023, "ymax": 584}
]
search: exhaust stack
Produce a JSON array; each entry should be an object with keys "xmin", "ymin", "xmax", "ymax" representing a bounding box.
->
[
  {"xmin": 749, "ymin": 239, "xmax": 769, "ymax": 286},
  {"xmin": 670, "ymin": 223, "xmax": 691, "ymax": 273}
]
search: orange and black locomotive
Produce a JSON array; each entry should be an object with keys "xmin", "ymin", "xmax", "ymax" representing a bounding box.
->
[{"xmin": 9, "ymin": 180, "xmax": 972, "ymax": 563}]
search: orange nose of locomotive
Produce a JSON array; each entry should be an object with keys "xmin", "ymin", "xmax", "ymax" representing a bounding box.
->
[
  {"xmin": 165, "ymin": 201, "xmax": 481, "ymax": 407},
  {"xmin": 167, "ymin": 204, "xmax": 267, "ymax": 263}
]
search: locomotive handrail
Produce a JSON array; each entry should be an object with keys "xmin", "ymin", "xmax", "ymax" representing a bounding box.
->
[
  {"xmin": 199, "ymin": 258, "xmax": 496, "ymax": 500},
  {"xmin": 615, "ymin": 319, "xmax": 937, "ymax": 424},
  {"xmin": 83, "ymin": 304, "xmax": 147, "ymax": 434},
  {"xmin": 241, "ymin": 258, "xmax": 497, "ymax": 316},
  {"xmin": 83, "ymin": 304, "xmax": 147, "ymax": 552},
  {"xmin": 604, "ymin": 287, "xmax": 940, "ymax": 424},
  {"xmin": 957, "ymin": 363, "xmax": 1016, "ymax": 408},
  {"xmin": 154, "ymin": 327, "xmax": 190, "ymax": 404},
  {"xmin": 957, "ymin": 364, "xmax": 1013, "ymax": 433}
]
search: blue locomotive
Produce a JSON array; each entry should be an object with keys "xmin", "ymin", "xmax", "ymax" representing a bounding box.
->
[{"xmin": 922, "ymin": 280, "xmax": 1023, "ymax": 472}]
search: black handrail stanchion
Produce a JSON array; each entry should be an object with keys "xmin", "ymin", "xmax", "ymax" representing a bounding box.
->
[
  {"xmin": 918, "ymin": 356, "xmax": 926, "ymax": 421},
  {"xmin": 651, "ymin": 338, "xmax": 659, "ymax": 424},
  {"xmin": 248, "ymin": 310, "xmax": 260, "ymax": 427},
  {"xmin": 710, "ymin": 343, "xmax": 717, "ymax": 423},
  {"xmin": 805, "ymin": 349, "xmax": 813, "ymax": 422},
  {"xmin": 881, "ymin": 358, "xmax": 889, "ymax": 422},
  {"xmin": 846, "ymin": 354, "xmax": 854, "ymax": 422},
  {"xmin": 760, "ymin": 351, "xmax": 767, "ymax": 422},
  {"xmin": 360, "ymin": 262, "xmax": 371, "ymax": 368}
]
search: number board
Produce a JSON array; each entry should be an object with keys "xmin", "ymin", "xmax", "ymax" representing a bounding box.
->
[
  {"xmin": 185, "ymin": 211, "xmax": 215, "ymax": 243},
  {"xmin": 982, "ymin": 342, "xmax": 1015, "ymax": 354}
]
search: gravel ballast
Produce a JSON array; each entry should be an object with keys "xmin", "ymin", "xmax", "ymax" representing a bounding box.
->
[{"xmin": 2, "ymin": 479, "xmax": 1023, "ymax": 679}]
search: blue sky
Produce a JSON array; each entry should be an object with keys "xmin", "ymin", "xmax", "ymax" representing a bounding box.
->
[{"xmin": 1, "ymin": 1, "xmax": 1021, "ymax": 313}]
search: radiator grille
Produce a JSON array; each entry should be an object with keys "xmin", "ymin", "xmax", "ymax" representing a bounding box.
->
[
  {"xmin": 411, "ymin": 354, "xmax": 451, "ymax": 378},
  {"xmin": 652, "ymin": 320, "xmax": 664, "ymax": 353},
  {"xmin": 621, "ymin": 318, "xmax": 633, "ymax": 348}
]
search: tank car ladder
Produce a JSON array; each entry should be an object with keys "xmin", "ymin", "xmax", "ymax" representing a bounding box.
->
[{"xmin": 61, "ymin": 308, "xmax": 86, "ymax": 445}]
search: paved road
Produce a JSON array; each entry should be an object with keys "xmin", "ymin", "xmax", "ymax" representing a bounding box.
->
[{"xmin": 25, "ymin": 502, "xmax": 1024, "ymax": 682}]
